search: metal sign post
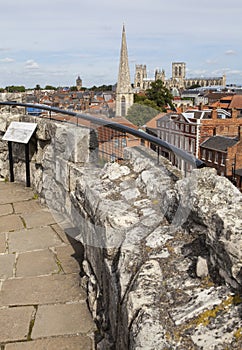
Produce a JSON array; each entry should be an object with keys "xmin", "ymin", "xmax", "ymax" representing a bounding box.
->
[
  {"xmin": 7, "ymin": 141, "xmax": 14, "ymax": 182},
  {"xmin": 2, "ymin": 122, "xmax": 37, "ymax": 187}
]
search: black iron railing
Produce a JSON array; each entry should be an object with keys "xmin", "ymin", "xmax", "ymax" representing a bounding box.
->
[{"xmin": 0, "ymin": 101, "xmax": 204, "ymax": 169}]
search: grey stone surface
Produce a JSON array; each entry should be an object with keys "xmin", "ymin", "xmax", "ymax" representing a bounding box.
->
[
  {"xmin": 32, "ymin": 302, "xmax": 95, "ymax": 339},
  {"xmin": 0, "ymin": 203, "xmax": 13, "ymax": 216},
  {"xmin": 0, "ymin": 254, "xmax": 15, "ymax": 278},
  {"xmin": 1, "ymin": 112, "xmax": 242, "ymax": 349},
  {"xmin": 0, "ymin": 181, "xmax": 94, "ymax": 349},
  {"xmin": 16, "ymin": 249, "xmax": 59, "ymax": 277},
  {"xmin": 0, "ymin": 214, "xmax": 24, "ymax": 233},
  {"xmin": 0, "ymin": 232, "xmax": 6, "ymax": 253},
  {"xmin": 13, "ymin": 200, "xmax": 42, "ymax": 214},
  {"xmin": 196, "ymin": 256, "xmax": 209, "ymax": 278},
  {"xmin": 21, "ymin": 209, "xmax": 56, "ymax": 228},
  {"xmin": 0, "ymin": 182, "xmax": 34, "ymax": 204},
  {"xmin": 5, "ymin": 335, "xmax": 93, "ymax": 350},
  {"xmin": 51, "ymin": 223, "xmax": 71, "ymax": 244},
  {"xmin": 8, "ymin": 226, "xmax": 63, "ymax": 253},
  {"xmin": 0, "ymin": 306, "xmax": 34, "ymax": 342},
  {"xmin": 0, "ymin": 273, "xmax": 86, "ymax": 306},
  {"xmin": 55, "ymin": 244, "xmax": 83, "ymax": 274}
]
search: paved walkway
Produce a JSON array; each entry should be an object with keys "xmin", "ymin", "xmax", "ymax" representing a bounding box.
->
[{"xmin": 0, "ymin": 181, "xmax": 95, "ymax": 349}]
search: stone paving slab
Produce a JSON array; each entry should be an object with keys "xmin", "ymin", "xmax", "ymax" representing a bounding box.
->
[
  {"xmin": 16, "ymin": 249, "xmax": 59, "ymax": 277},
  {"xmin": 0, "ymin": 254, "xmax": 16, "ymax": 279},
  {"xmin": 32, "ymin": 302, "xmax": 95, "ymax": 339},
  {"xmin": 51, "ymin": 223, "xmax": 72, "ymax": 244},
  {"xmin": 0, "ymin": 204, "xmax": 13, "ymax": 216},
  {"xmin": 0, "ymin": 273, "xmax": 86, "ymax": 306},
  {"xmin": 8, "ymin": 226, "xmax": 63, "ymax": 253},
  {"xmin": 0, "ymin": 182, "xmax": 95, "ymax": 349},
  {"xmin": 55, "ymin": 244, "xmax": 83, "ymax": 274},
  {"xmin": 0, "ymin": 306, "xmax": 34, "ymax": 343},
  {"xmin": 0, "ymin": 182, "xmax": 34, "ymax": 204},
  {"xmin": 13, "ymin": 200, "xmax": 42, "ymax": 214},
  {"xmin": 0, "ymin": 215, "xmax": 24, "ymax": 233},
  {"xmin": 21, "ymin": 209, "xmax": 56, "ymax": 229},
  {"xmin": 0, "ymin": 232, "xmax": 6, "ymax": 253},
  {"xmin": 5, "ymin": 335, "xmax": 93, "ymax": 350}
]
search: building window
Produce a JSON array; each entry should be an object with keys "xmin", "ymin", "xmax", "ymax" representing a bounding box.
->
[
  {"xmin": 221, "ymin": 153, "xmax": 226, "ymax": 166},
  {"xmin": 190, "ymin": 139, "xmax": 195, "ymax": 153},
  {"xmin": 121, "ymin": 96, "xmax": 126, "ymax": 116},
  {"xmin": 185, "ymin": 137, "xmax": 189, "ymax": 151},
  {"xmin": 191, "ymin": 125, "xmax": 195, "ymax": 133},
  {"xmin": 181, "ymin": 124, "xmax": 184, "ymax": 132},
  {"xmin": 114, "ymin": 139, "xmax": 119, "ymax": 148},
  {"xmin": 185, "ymin": 125, "xmax": 189, "ymax": 133},
  {"xmin": 201, "ymin": 149, "xmax": 206, "ymax": 160},
  {"xmin": 170, "ymin": 133, "xmax": 174, "ymax": 145},
  {"xmin": 122, "ymin": 138, "xmax": 127, "ymax": 147},
  {"xmin": 214, "ymin": 152, "xmax": 218, "ymax": 164},
  {"xmin": 208, "ymin": 151, "xmax": 212, "ymax": 162}
]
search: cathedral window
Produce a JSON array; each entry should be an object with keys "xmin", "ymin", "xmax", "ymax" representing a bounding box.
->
[{"xmin": 121, "ymin": 96, "xmax": 126, "ymax": 116}]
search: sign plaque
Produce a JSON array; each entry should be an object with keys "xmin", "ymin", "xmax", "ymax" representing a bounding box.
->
[
  {"xmin": 2, "ymin": 122, "xmax": 37, "ymax": 144},
  {"xmin": 2, "ymin": 122, "xmax": 37, "ymax": 187}
]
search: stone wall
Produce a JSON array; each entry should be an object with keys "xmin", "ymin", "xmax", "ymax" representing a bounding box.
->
[{"xmin": 0, "ymin": 111, "xmax": 242, "ymax": 349}]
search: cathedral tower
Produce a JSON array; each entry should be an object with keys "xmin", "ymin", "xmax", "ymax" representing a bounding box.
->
[
  {"xmin": 76, "ymin": 76, "xmax": 82, "ymax": 91},
  {"xmin": 134, "ymin": 64, "xmax": 147, "ymax": 90},
  {"xmin": 115, "ymin": 25, "xmax": 134, "ymax": 117}
]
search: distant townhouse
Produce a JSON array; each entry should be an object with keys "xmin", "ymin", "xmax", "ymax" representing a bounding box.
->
[
  {"xmin": 146, "ymin": 108, "xmax": 242, "ymax": 173},
  {"xmin": 200, "ymin": 133, "xmax": 242, "ymax": 190}
]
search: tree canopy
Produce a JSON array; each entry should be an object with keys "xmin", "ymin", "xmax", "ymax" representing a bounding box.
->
[
  {"xmin": 5, "ymin": 85, "xmax": 26, "ymax": 93},
  {"xmin": 146, "ymin": 80, "xmax": 174, "ymax": 111},
  {"xmin": 126, "ymin": 103, "xmax": 160, "ymax": 127},
  {"xmin": 126, "ymin": 80, "xmax": 175, "ymax": 126},
  {"xmin": 44, "ymin": 85, "xmax": 57, "ymax": 90}
]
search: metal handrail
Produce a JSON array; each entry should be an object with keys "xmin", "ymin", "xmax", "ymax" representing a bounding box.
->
[{"xmin": 0, "ymin": 101, "xmax": 205, "ymax": 168}]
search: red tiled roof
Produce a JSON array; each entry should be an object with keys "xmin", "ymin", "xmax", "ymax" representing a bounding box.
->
[{"xmin": 229, "ymin": 95, "xmax": 242, "ymax": 109}]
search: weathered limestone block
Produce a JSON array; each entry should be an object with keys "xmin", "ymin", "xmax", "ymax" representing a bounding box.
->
[
  {"xmin": 176, "ymin": 167, "xmax": 242, "ymax": 288},
  {"xmin": 1, "ymin": 111, "xmax": 242, "ymax": 349}
]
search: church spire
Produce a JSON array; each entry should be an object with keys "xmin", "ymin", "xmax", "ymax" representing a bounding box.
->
[{"xmin": 115, "ymin": 25, "xmax": 133, "ymax": 117}]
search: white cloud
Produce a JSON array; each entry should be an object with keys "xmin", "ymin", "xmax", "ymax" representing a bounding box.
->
[
  {"xmin": 0, "ymin": 57, "xmax": 14, "ymax": 63},
  {"xmin": 25, "ymin": 60, "xmax": 40, "ymax": 70},
  {"xmin": 205, "ymin": 59, "xmax": 218, "ymax": 65},
  {"xmin": 225, "ymin": 50, "xmax": 237, "ymax": 55},
  {"xmin": 0, "ymin": 1, "xmax": 241, "ymax": 86}
]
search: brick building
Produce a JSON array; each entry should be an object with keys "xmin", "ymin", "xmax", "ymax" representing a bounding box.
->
[
  {"xmin": 146, "ymin": 108, "xmax": 242, "ymax": 175},
  {"xmin": 200, "ymin": 132, "xmax": 242, "ymax": 190}
]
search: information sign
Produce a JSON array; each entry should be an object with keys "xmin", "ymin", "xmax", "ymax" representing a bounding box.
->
[{"xmin": 2, "ymin": 122, "xmax": 37, "ymax": 144}]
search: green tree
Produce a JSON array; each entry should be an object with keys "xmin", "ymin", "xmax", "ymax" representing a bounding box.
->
[
  {"xmin": 70, "ymin": 86, "xmax": 78, "ymax": 91},
  {"xmin": 126, "ymin": 103, "xmax": 160, "ymax": 127},
  {"xmin": 44, "ymin": 85, "xmax": 57, "ymax": 90},
  {"xmin": 5, "ymin": 85, "xmax": 25, "ymax": 93},
  {"xmin": 146, "ymin": 80, "xmax": 174, "ymax": 111}
]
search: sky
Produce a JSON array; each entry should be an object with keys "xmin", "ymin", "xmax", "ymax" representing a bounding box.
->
[{"xmin": 0, "ymin": 0, "xmax": 242, "ymax": 88}]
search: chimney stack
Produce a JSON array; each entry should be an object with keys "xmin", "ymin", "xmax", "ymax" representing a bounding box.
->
[
  {"xmin": 211, "ymin": 108, "xmax": 217, "ymax": 120},
  {"xmin": 231, "ymin": 108, "xmax": 238, "ymax": 120}
]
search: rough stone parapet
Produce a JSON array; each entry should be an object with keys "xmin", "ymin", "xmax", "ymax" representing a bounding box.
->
[{"xmin": 1, "ymin": 112, "xmax": 242, "ymax": 349}]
